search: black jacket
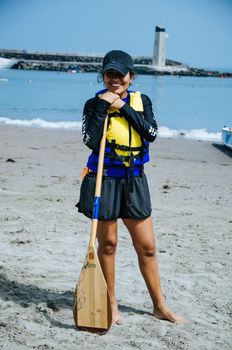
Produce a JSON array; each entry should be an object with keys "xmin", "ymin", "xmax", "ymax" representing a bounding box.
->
[{"xmin": 82, "ymin": 93, "xmax": 158, "ymax": 151}]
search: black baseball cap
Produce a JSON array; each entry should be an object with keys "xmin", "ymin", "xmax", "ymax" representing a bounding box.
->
[{"xmin": 102, "ymin": 50, "xmax": 134, "ymax": 75}]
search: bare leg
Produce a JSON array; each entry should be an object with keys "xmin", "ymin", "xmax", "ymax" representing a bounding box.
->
[
  {"xmin": 97, "ymin": 220, "xmax": 122, "ymax": 325},
  {"xmin": 123, "ymin": 217, "xmax": 186, "ymax": 324}
]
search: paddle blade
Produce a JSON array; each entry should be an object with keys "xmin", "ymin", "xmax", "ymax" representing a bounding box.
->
[{"xmin": 73, "ymin": 246, "xmax": 112, "ymax": 334}]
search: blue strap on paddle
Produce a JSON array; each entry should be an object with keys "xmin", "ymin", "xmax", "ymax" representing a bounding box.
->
[{"xmin": 93, "ymin": 196, "xmax": 101, "ymax": 219}]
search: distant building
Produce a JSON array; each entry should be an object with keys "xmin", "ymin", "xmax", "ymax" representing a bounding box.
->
[{"xmin": 152, "ymin": 26, "xmax": 166, "ymax": 67}]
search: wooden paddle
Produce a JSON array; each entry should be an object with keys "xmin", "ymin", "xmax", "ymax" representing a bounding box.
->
[{"xmin": 73, "ymin": 115, "xmax": 112, "ymax": 334}]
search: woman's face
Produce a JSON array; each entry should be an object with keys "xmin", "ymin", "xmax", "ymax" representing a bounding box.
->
[{"xmin": 103, "ymin": 70, "xmax": 133, "ymax": 98}]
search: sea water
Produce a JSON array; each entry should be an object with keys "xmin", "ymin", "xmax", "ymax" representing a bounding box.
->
[{"xmin": 0, "ymin": 69, "xmax": 231, "ymax": 141}]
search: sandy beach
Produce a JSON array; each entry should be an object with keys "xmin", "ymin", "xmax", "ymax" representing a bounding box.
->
[{"xmin": 0, "ymin": 125, "xmax": 231, "ymax": 350}]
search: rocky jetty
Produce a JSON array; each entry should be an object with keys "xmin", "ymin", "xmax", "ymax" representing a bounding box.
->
[{"xmin": 0, "ymin": 49, "xmax": 231, "ymax": 77}]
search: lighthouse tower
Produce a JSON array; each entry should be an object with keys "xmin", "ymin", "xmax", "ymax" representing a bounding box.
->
[{"xmin": 152, "ymin": 26, "xmax": 166, "ymax": 67}]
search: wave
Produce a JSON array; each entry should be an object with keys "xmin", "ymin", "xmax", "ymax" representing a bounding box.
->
[
  {"xmin": 0, "ymin": 117, "xmax": 82, "ymax": 131},
  {"xmin": 158, "ymin": 126, "xmax": 221, "ymax": 141},
  {"xmin": 0, "ymin": 117, "xmax": 221, "ymax": 141}
]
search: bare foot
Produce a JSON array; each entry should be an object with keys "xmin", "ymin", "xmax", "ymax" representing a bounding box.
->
[
  {"xmin": 111, "ymin": 301, "xmax": 123, "ymax": 325},
  {"xmin": 153, "ymin": 304, "xmax": 187, "ymax": 324}
]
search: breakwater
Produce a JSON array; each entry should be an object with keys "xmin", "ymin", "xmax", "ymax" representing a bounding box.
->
[{"xmin": 1, "ymin": 49, "xmax": 231, "ymax": 77}]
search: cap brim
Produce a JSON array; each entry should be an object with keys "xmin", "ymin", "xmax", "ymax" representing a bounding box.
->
[{"xmin": 102, "ymin": 62, "xmax": 129, "ymax": 75}]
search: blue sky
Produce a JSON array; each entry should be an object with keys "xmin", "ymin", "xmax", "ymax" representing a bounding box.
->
[{"xmin": 0, "ymin": 0, "xmax": 232, "ymax": 69}]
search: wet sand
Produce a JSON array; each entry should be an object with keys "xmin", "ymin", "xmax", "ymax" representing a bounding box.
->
[{"xmin": 0, "ymin": 125, "xmax": 231, "ymax": 349}]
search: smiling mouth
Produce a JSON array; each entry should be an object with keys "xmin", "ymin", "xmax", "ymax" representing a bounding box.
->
[{"xmin": 110, "ymin": 83, "xmax": 121, "ymax": 87}]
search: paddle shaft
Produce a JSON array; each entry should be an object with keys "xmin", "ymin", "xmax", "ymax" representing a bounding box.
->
[{"xmin": 89, "ymin": 115, "xmax": 108, "ymax": 247}]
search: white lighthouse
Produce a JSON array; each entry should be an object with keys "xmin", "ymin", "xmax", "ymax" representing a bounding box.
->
[{"xmin": 152, "ymin": 26, "xmax": 166, "ymax": 67}]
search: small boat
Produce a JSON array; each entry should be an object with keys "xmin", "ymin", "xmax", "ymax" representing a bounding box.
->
[
  {"xmin": 0, "ymin": 57, "xmax": 18, "ymax": 69},
  {"xmin": 222, "ymin": 127, "xmax": 232, "ymax": 150}
]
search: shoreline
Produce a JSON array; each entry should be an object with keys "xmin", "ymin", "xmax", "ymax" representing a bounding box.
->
[
  {"xmin": 0, "ymin": 125, "xmax": 231, "ymax": 349},
  {"xmin": 0, "ymin": 121, "xmax": 222, "ymax": 142}
]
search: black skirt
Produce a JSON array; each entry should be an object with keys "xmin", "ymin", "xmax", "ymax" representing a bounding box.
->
[{"xmin": 76, "ymin": 172, "xmax": 152, "ymax": 221}]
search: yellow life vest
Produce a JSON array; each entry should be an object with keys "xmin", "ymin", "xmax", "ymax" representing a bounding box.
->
[{"xmin": 106, "ymin": 91, "xmax": 144, "ymax": 167}]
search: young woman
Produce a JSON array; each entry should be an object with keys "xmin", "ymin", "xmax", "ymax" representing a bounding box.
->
[{"xmin": 77, "ymin": 50, "xmax": 186, "ymax": 325}]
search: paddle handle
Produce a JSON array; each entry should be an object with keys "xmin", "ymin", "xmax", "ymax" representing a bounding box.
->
[{"xmin": 89, "ymin": 115, "xmax": 108, "ymax": 246}]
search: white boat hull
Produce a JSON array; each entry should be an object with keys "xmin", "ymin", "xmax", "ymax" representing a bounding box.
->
[
  {"xmin": 0, "ymin": 57, "xmax": 18, "ymax": 69},
  {"xmin": 222, "ymin": 127, "xmax": 232, "ymax": 150}
]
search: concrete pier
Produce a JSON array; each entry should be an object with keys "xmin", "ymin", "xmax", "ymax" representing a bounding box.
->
[{"xmin": 0, "ymin": 48, "xmax": 231, "ymax": 77}]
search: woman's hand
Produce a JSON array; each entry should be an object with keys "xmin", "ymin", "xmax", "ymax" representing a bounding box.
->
[
  {"xmin": 100, "ymin": 91, "xmax": 119, "ymax": 104},
  {"xmin": 110, "ymin": 98, "xmax": 125, "ymax": 110}
]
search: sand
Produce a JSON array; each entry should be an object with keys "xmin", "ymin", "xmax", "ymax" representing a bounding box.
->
[{"xmin": 0, "ymin": 125, "xmax": 231, "ymax": 350}]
